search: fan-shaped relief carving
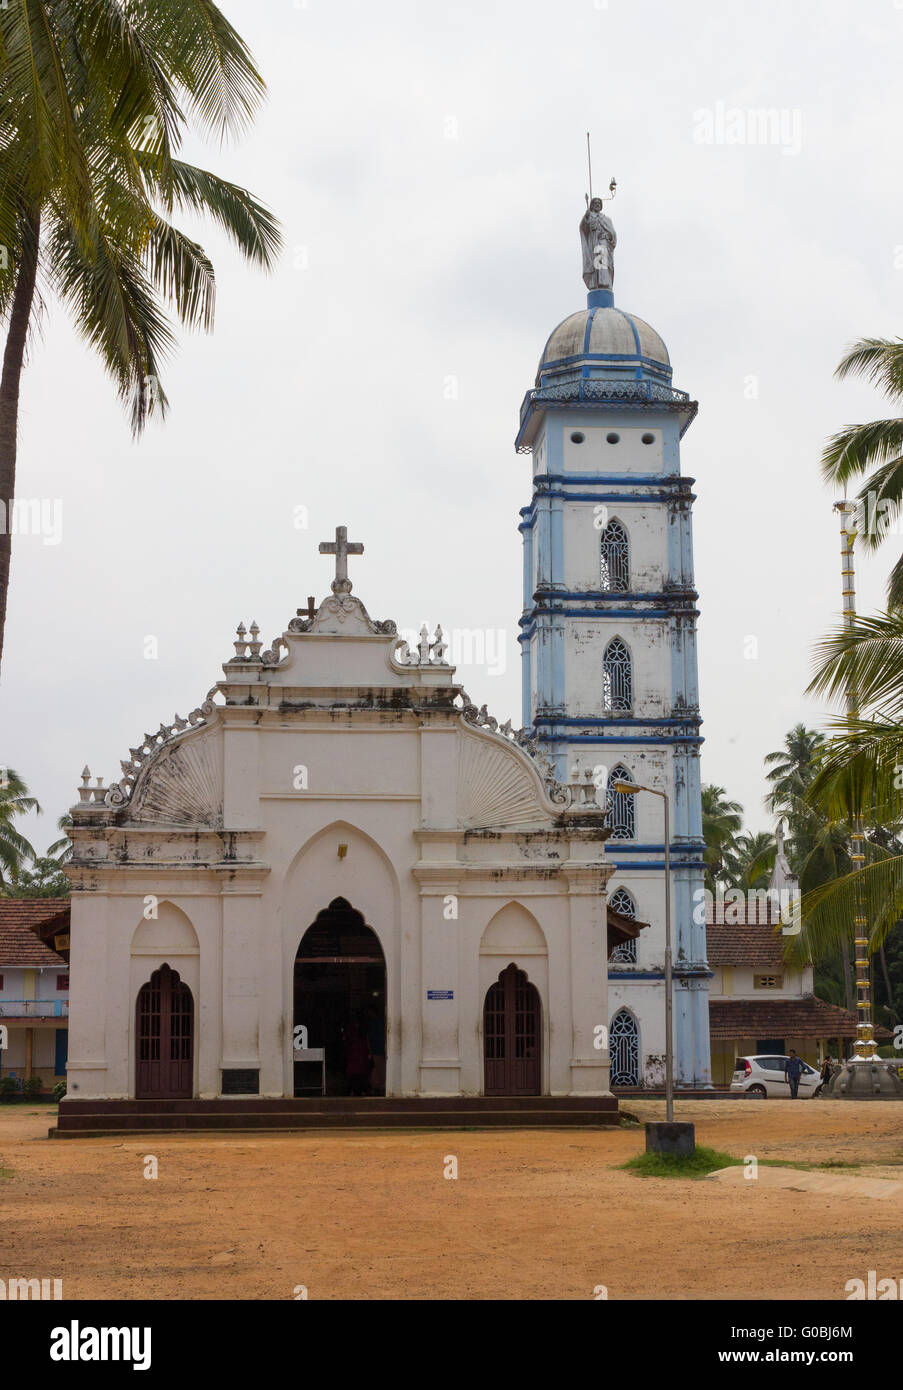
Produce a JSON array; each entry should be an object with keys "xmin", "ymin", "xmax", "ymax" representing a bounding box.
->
[
  {"xmin": 456, "ymin": 730, "xmax": 548, "ymax": 828},
  {"xmin": 129, "ymin": 726, "xmax": 224, "ymax": 827}
]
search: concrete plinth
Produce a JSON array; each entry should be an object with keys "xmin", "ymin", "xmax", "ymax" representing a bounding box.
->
[
  {"xmin": 823, "ymin": 1059, "xmax": 903, "ymax": 1100},
  {"xmin": 645, "ymin": 1121, "xmax": 695, "ymax": 1155}
]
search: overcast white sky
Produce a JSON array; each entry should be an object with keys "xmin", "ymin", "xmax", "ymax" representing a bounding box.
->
[{"xmin": 4, "ymin": 0, "xmax": 903, "ymax": 853}]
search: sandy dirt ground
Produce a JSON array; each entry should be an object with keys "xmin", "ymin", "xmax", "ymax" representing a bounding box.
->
[{"xmin": 2, "ymin": 1099, "xmax": 902, "ymax": 1300}]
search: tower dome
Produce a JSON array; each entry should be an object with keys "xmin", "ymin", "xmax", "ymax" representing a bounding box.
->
[
  {"xmin": 537, "ymin": 306, "xmax": 671, "ymax": 391},
  {"xmin": 516, "ymin": 296, "xmax": 694, "ymax": 451}
]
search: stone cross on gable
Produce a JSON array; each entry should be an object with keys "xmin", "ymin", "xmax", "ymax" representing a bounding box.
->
[{"xmin": 319, "ymin": 525, "xmax": 363, "ymax": 595}]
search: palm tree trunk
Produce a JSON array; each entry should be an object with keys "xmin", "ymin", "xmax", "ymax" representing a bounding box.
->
[
  {"xmin": 840, "ymin": 934, "xmax": 854, "ymax": 1014},
  {"xmin": 0, "ymin": 210, "xmax": 41, "ymax": 676}
]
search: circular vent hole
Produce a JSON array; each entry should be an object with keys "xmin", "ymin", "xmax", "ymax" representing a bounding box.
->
[
  {"xmin": 570, "ymin": 431, "xmax": 585, "ymax": 444},
  {"xmin": 642, "ymin": 432, "xmax": 655, "ymax": 445},
  {"xmin": 606, "ymin": 432, "xmax": 620, "ymax": 444}
]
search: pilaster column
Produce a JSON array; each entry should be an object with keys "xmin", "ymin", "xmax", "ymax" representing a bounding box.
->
[
  {"xmin": 220, "ymin": 889, "xmax": 261, "ymax": 1079},
  {"xmin": 65, "ymin": 891, "xmax": 110, "ymax": 1099},
  {"xmin": 418, "ymin": 885, "xmax": 460, "ymax": 1095},
  {"xmin": 564, "ymin": 863, "xmax": 611, "ymax": 1094}
]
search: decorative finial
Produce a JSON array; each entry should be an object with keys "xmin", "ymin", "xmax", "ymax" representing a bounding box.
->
[{"xmin": 319, "ymin": 525, "xmax": 364, "ymax": 595}]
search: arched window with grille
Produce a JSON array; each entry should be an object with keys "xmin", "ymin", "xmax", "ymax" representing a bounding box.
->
[
  {"xmin": 606, "ymin": 765, "xmax": 635, "ymax": 840},
  {"xmin": 609, "ymin": 1008, "xmax": 640, "ymax": 1086},
  {"xmin": 600, "ymin": 518, "xmax": 629, "ymax": 592},
  {"xmin": 602, "ymin": 637, "xmax": 632, "ymax": 712},
  {"xmin": 608, "ymin": 887, "xmax": 638, "ymax": 963}
]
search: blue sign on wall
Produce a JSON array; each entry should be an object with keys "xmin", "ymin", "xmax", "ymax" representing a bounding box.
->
[{"xmin": 427, "ymin": 990, "xmax": 453, "ymax": 1000}]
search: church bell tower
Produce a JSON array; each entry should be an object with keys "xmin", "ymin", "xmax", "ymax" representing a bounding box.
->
[{"xmin": 515, "ymin": 195, "xmax": 711, "ymax": 1087}]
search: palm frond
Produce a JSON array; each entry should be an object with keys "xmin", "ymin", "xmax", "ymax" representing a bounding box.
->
[
  {"xmin": 0, "ymin": 0, "xmax": 95, "ymax": 243},
  {"xmin": 807, "ymin": 610, "xmax": 903, "ymax": 717},
  {"xmin": 887, "ymin": 553, "xmax": 903, "ymax": 610},
  {"xmin": 145, "ymin": 214, "xmax": 215, "ymax": 331},
  {"xmin": 139, "ymin": 155, "xmax": 281, "ymax": 267},
  {"xmin": 849, "ymin": 455, "xmax": 903, "ymax": 551},
  {"xmin": 47, "ymin": 213, "xmax": 174, "ymax": 434},
  {"xmin": 804, "ymin": 718, "xmax": 903, "ymax": 827},
  {"xmin": 127, "ymin": 0, "xmax": 266, "ymax": 142},
  {"xmin": 821, "ymin": 418, "xmax": 903, "ymax": 487},
  {"xmin": 785, "ymin": 857, "xmax": 903, "ymax": 966},
  {"xmin": 834, "ymin": 337, "xmax": 903, "ymax": 399},
  {"xmin": 0, "ymin": 820, "xmax": 38, "ymax": 869}
]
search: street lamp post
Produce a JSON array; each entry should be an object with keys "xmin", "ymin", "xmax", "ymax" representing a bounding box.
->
[{"xmin": 613, "ymin": 780, "xmax": 693, "ymax": 1153}]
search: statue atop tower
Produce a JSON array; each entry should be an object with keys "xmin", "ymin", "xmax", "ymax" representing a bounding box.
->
[{"xmin": 580, "ymin": 197, "xmax": 617, "ymax": 291}]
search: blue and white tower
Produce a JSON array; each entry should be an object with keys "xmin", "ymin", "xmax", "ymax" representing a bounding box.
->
[{"xmin": 515, "ymin": 210, "xmax": 711, "ymax": 1088}]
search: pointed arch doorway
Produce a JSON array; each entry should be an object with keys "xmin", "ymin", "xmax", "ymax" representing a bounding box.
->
[
  {"xmin": 483, "ymin": 963, "xmax": 541, "ymax": 1096},
  {"xmin": 294, "ymin": 898, "xmax": 386, "ymax": 1097},
  {"xmin": 135, "ymin": 964, "xmax": 194, "ymax": 1099}
]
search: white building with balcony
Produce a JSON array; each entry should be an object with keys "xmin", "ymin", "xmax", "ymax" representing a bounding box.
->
[{"xmin": 0, "ymin": 900, "xmax": 70, "ymax": 1091}]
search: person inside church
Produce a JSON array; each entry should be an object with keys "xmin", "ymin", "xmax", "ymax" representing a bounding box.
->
[
  {"xmin": 343, "ymin": 1016, "xmax": 370, "ymax": 1096},
  {"xmin": 367, "ymin": 1002, "xmax": 386, "ymax": 1096}
]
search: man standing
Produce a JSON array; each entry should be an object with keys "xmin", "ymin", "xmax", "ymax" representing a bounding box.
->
[{"xmin": 784, "ymin": 1049, "xmax": 805, "ymax": 1099}]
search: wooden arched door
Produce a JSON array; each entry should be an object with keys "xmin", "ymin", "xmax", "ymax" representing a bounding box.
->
[
  {"xmin": 135, "ymin": 965, "xmax": 194, "ymax": 1099},
  {"xmin": 483, "ymin": 963, "xmax": 541, "ymax": 1096}
]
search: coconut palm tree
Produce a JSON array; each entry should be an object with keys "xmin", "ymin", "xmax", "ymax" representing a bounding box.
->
[
  {"xmin": 0, "ymin": 1, "xmax": 282, "ymax": 671},
  {"xmin": 762, "ymin": 723, "xmax": 860, "ymax": 1002},
  {"xmin": 731, "ymin": 830, "xmax": 776, "ymax": 891},
  {"xmin": 764, "ymin": 724, "xmax": 826, "ymax": 816},
  {"xmin": 701, "ymin": 784, "xmax": 744, "ymax": 892},
  {"xmin": 47, "ymin": 813, "xmax": 72, "ymax": 864},
  {"xmin": 790, "ymin": 612, "xmax": 903, "ymax": 1003},
  {"xmin": 0, "ymin": 768, "xmax": 39, "ymax": 885},
  {"xmin": 821, "ymin": 338, "xmax": 903, "ymax": 606}
]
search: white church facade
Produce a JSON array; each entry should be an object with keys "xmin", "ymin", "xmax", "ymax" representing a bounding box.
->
[
  {"xmin": 58, "ymin": 203, "xmax": 710, "ymax": 1130},
  {"xmin": 61, "ymin": 554, "xmax": 644, "ymax": 1122}
]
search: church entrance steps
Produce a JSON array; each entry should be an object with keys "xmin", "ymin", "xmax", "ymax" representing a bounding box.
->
[
  {"xmin": 52, "ymin": 1094, "xmax": 619, "ymax": 1136},
  {"xmin": 613, "ymin": 1086, "xmax": 731, "ymax": 1099}
]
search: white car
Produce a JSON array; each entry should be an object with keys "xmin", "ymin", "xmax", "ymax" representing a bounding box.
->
[{"xmin": 730, "ymin": 1054, "xmax": 822, "ymax": 1099}]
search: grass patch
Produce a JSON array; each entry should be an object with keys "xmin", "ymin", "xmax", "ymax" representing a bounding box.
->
[
  {"xmin": 0, "ymin": 1166, "xmax": 15, "ymax": 1181},
  {"xmin": 758, "ymin": 1157, "xmax": 860, "ymax": 1172},
  {"xmin": 623, "ymin": 1150, "xmax": 888, "ymax": 1180},
  {"xmin": 621, "ymin": 1145, "xmax": 742, "ymax": 1179}
]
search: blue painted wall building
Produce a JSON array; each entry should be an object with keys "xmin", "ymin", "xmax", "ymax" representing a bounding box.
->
[{"xmin": 516, "ymin": 276, "xmax": 711, "ymax": 1087}]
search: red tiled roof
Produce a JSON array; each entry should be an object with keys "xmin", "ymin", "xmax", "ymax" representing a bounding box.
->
[
  {"xmin": 709, "ymin": 996, "xmax": 892, "ymax": 1041},
  {"xmin": 707, "ymin": 899, "xmax": 792, "ymax": 926},
  {"xmin": 0, "ymin": 899, "xmax": 70, "ymax": 967},
  {"xmin": 706, "ymin": 923, "xmax": 785, "ymax": 967}
]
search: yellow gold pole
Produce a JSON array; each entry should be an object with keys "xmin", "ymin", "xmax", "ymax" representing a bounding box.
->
[{"xmin": 835, "ymin": 500, "xmax": 876, "ymax": 1060}]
